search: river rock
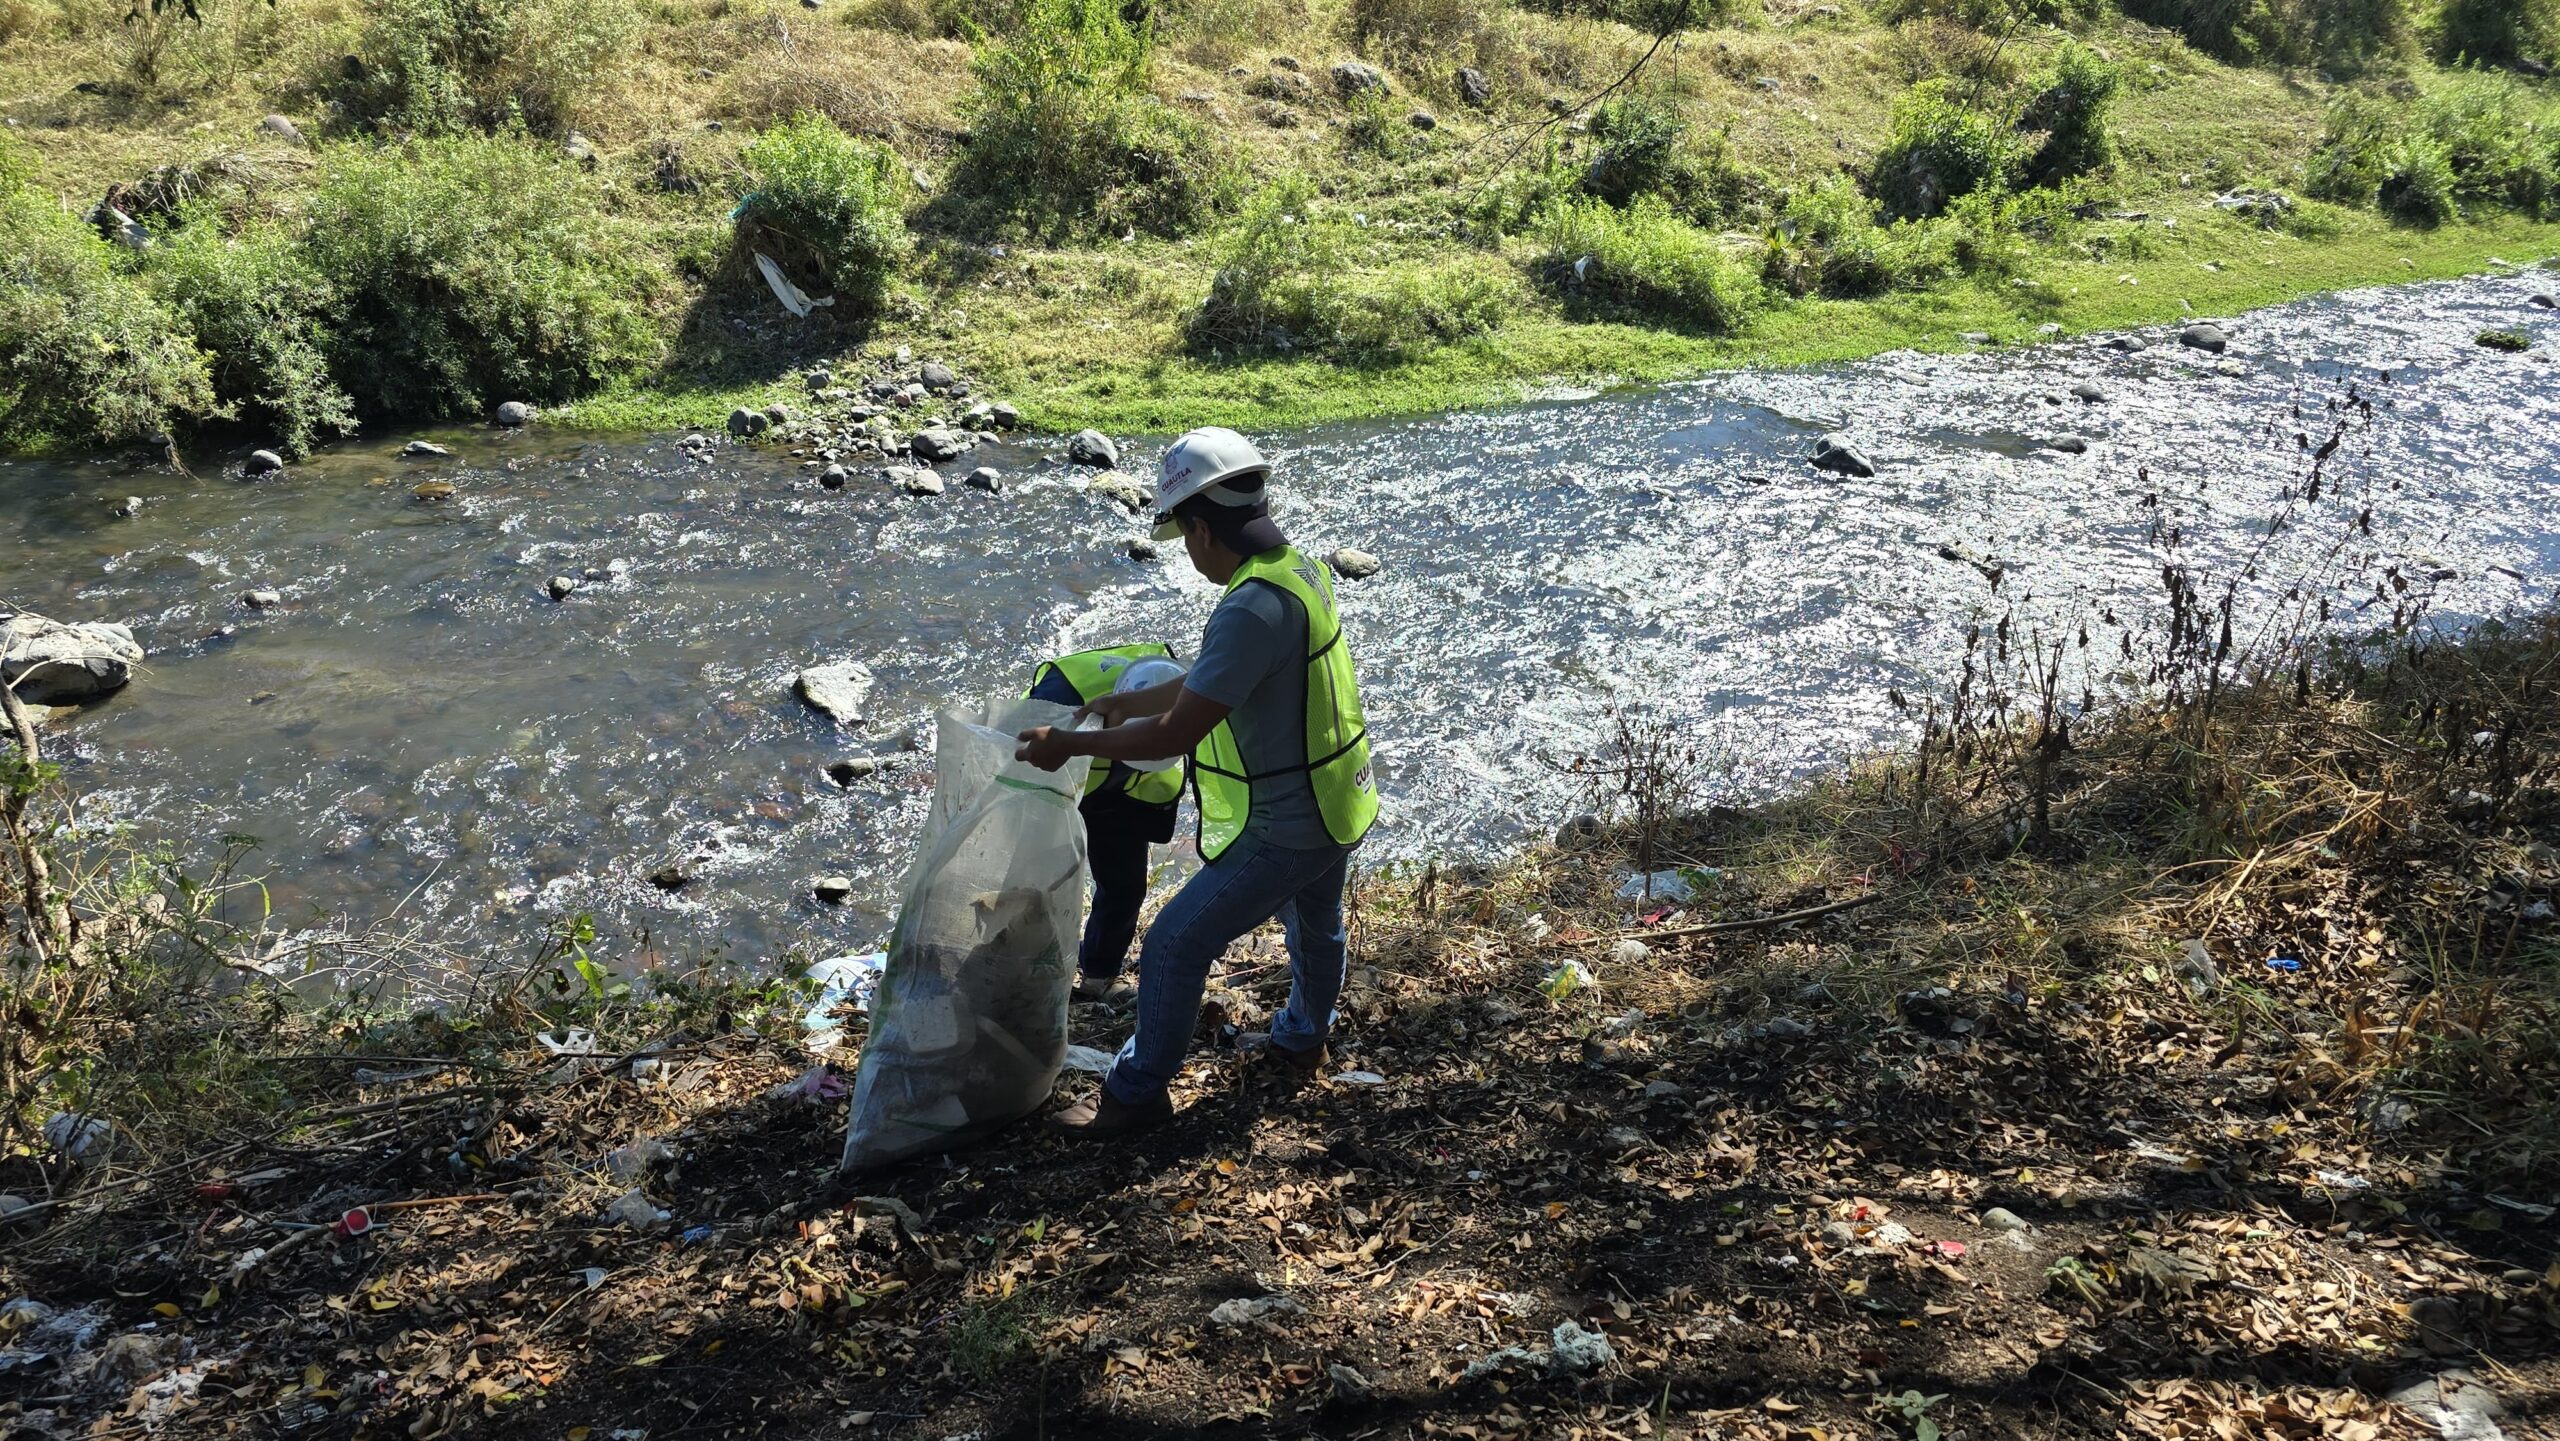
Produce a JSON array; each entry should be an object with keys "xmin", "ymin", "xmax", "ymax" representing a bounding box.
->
[
  {"xmin": 3, "ymin": 613, "xmax": 143, "ymax": 703},
  {"xmin": 1809, "ymin": 433, "xmax": 1876, "ymax": 477},
  {"xmin": 1408, "ymin": 109, "xmax": 1437, "ymax": 130},
  {"xmin": 960, "ymin": 401, "xmax": 994, "ymax": 429},
  {"xmin": 495, "ymin": 400, "xmax": 533, "ymax": 427},
  {"xmin": 110, "ymin": 495, "xmax": 143, "ymax": 518},
  {"xmin": 648, "ymin": 862, "xmax": 691, "ymax": 891},
  {"xmin": 1328, "ymin": 547, "xmax": 1382, "ymax": 579},
  {"xmin": 825, "ymin": 757, "xmax": 878, "ymax": 785},
  {"xmin": 562, "ymin": 131, "xmax": 598, "ymax": 167},
  {"xmin": 402, "ymin": 440, "xmax": 451, "ymax": 458},
  {"xmin": 965, "ymin": 466, "xmax": 1003, "ymax": 493},
  {"xmin": 258, "ymin": 112, "xmax": 306, "ymax": 146},
  {"xmin": 889, "ymin": 466, "xmax": 944, "ymax": 496},
  {"xmin": 820, "ymin": 464, "xmax": 848, "ymax": 489},
  {"xmin": 989, "ymin": 402, "xmax": 1021, "ymax": 429},
  {"xmin": 2047, "ymin": 435, "xmax": 2090, "ymax": 454},
  {"xmin": 241, "ymin": 588, "xmax": 283, "ymax": 609},
  {"xmin": 919, "ymin": 361, "xmax": 956, "ymax": 392},
  {"xmin": 1332, "ymin": 60, "xmax": 1387, "ymax": 99},
  {"xmin": 2534, "ymin": 293, "xmax": 2558, "ymax": 309},
  {"xmin": 2070, "ymin": 381, "xmax": 2109, "ymax": 403},
  {"xmin": 2105, "ymin": 334, "xmax": 2147, "ymax": 352},
  {"xmin": 763, "ymin": 403, "xmax": 794, "ymax": 428},
  {"xmin": 797, "ymin": 661, "xmax": 874, "ymax": 723},
  {"xmin": 545, "ymin": 575, "xmax": 580, "ymax": 600},
  {"xmin": 1087, "ymin": 470, "xmax": 1151, "ymax": 513},
  {"xmin": 727, "ymin": 407, "xmax": 770, "ymax": 440},
  {"xmin": 1457, "ymin": 66, "xmax": 1491, "ymax": 108},
  {"xmin": 413, "ymin": 480, "xmax": 457, "ymax": 501},
  {"xmin": 244, "ymin": 449, "xmax": 285, "ymax": 477},
  {"xmin": 908, "ymin": 427, "xmax": 965, "ymax": 463},
  {"xmin": 1128, "ymin": 539, "xmax": 1159, "ymax": 561},
  {"xmin": 1066, "ymin": 429, "xmax": 1118, "ymax": 467},
  {"xmin": 805, "ymin": 367, "xmax": 834, "ymax": 392},
  {"xmin": 813, "ymin": 876, "xmax": 854, "ymax": 904},
  {"xmin": 2179, "ymin": 322, "xmax": 2228, "ymax": 354},
  {"xmin": 1981, "ymin": 1206, "xmax": 2031, "ymax": 1233}
]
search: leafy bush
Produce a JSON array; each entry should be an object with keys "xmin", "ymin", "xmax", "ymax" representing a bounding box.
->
[
  {"xmin": 951, "ymin": 0, "xmax": 1234, "ymax": 240},
  {"xmin": 2119, "ymin": 0, "xmax": 2413, "ymax": 73},
  {"xmin": 1872, "ymin": 0, "xmax": 2107, "ymax": 24},
  {"xmin": 2437, "ymin": 0, "xmax": 2559, "ymax": 68},
  {"xmin": 344, "ymin": 0, "xmax": 643, "ymax": 137},
  {"xmin": 738, "ymin": 115, "xmax": 909, "ymax": 316},
  {"xmin": 0, "ymin": 172, "xmax": 213, "ymax": 449},
  {"xmin": 2020, "ymin": 41, "xmax": 2121, "ymax": 186},
  {"xmin": 301, "ymin": 137, "xmax": 667, "ymax": 419},
  {"xmin": 1188, "ymin": 177, "xmax": 1517, "ymax": 357},
  {"xmin": 1344, "ymin": 0, "xmax": 1517, "ymax": 72},
  {"xmin": 1344, "ymin": 90, "xmax": 1423, "ymax": 159},
  {"xmin": 1762, "ymin": 176, "xmax": 1942, "ymax": 298},
  {"xmin": 1536, "ymin": 196, "xmax": 1761, "ymax": 332},
  {"xmin": 1870, "ymin": 80, "xmax": 2012, "ymax": 220},
  {"xmin": 1581, "ymin": 93, "xmax": 1689, "ymax": 207},
  {"xmin": 1515, "ymin": 0, "xmax": 1758, "ymax": 28},
  {"xmin": 149, "ymin": 217, "xmax": 356, "ymax": 458},
  {"xmin": 1462, "ymin": 139, "xmax": 1578, "ymax": 244},
  {"xmin": 2307, "ymin": 82, "xmax": 2560, "ymax": 222}
]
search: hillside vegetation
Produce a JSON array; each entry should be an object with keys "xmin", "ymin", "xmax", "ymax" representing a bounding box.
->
[{"xmin": 2, "ymin": 0, "xmax": 2559, "ymax": 450}]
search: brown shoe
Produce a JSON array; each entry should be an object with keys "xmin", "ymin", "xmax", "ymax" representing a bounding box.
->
[
  {"xmin": 1045, "ymin": 1086, "xmax": 1173, "ymax": 1139},
  {"xmin": 1237, "ymin": 1031, "xmax": 1328, "ymax": 1079}
]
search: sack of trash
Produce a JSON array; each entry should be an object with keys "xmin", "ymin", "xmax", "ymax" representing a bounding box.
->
[{"xmin": 841, "ymin": 695, "xmax": 1092, "ymax": 1170}]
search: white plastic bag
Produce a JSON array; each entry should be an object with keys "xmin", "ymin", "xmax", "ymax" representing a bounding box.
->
[{"xmin": 840, "ymin": 696, "xmax": 1093, "ymax": 1170}]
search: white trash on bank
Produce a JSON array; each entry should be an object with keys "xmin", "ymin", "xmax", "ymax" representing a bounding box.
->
[
  {"xmin": 803, "ymin": 950, "xmax": 888, "ymax": 1051},
  {"xmin": 840, "ymin": 696, "xmax": 1093, "ymax": 1171}
]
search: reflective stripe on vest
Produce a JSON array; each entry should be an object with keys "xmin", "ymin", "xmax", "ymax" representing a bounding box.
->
[
  {"xmin": 1192, "ymin": 547, "xmax": 1379, "ymax": 861},
  {"xmin": 1025, "ymin": 643, "xmax": 1186, "ymax": 806}
]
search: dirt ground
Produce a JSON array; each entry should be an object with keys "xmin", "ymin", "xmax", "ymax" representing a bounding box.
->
[{"xmin": 5, "ymin": 856, "xmax": 2555, "ymax": 1441}]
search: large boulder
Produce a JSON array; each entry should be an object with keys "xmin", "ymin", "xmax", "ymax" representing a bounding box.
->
[
  {"xmin": 1809, "ymin": 433, "xmax": 1876, "ymax": 478},
  {"xmin": 727, "ymin": 407, "xmax": 770, "ymax": 440},
  {"xmin": 1066, "ymin": 429, "xmax": 1118, "ymax": 468},
  {"xmin": 1328, "ymin": 547, "xmax": 1382, "ymax": 579},
  {"xmin": 495, "ymin": 400, "xmax": 534, "ymax": 427},
  {"xmin": 1086, "ymin": 470, "xmax": 1152, "ymax": 514},
  {"xmin": 796, "ymin": 661, "xmax": 874, "ymax": 724},
  {"xmin": 908, "ymin": 427, "xmax": 966, "ymax": 463},
  {"xmin": 3, "ymin": 613, "xmax": 143, "ymax": 704},
  {"xmin": 1332, "ymin": 60, "xmax": 1387, "ymax": 99},
  {"xmin": 1457, "ymin": 66, "xmax": 1492, "ymax": 108},
  {"xmin": 2179, "ymin": 322, "xmax": 2228, "ymax": 354},
  {"xmin": 919, "ymin": 361, "xmax": 957, "ymax": 392}
]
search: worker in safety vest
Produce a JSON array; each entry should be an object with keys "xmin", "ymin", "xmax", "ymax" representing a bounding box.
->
[
  {"xmin": 1025, "ymin": 646, "xmax": 1187, "ymax": 1002},
  {"xmin": 1015, "ymin": 427, "xmax": 1377, "ymax": 1139}
]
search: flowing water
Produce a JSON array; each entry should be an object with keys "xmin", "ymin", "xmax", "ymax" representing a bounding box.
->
[{"xmin": 4, "ymin": 275, "xmax": 2557, "ymax": 987}]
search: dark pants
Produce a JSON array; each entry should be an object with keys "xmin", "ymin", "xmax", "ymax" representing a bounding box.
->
[{"xmin": 1078, "ymin": 784, "xmax": 1176, "ymax": 981}]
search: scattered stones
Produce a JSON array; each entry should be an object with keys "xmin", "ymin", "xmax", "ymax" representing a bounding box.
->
[
  {"xmin": 893, "ymin": 467, "xmax": 946, "ymax": 496},
  {"xmin": 1066, "ymin": 428, "xmax": 1118, "ymax": 468},
  {"xmin": 825, "ymin": 757, "xmax": 879, "ymax": 785},
  {"xmin": 1981, "ymin": 1206, "xmax": 2031, "ymax": 1233},
  {"xmin": 648, "ymin": 863, "xmax": 691, "ymax": 891},
  {"xmin": 110, "ymin": 495, "xmax": 143, "ymax": 518},
  {"xmin": 1408, "ymin": 109, "xmax": 1437, "ymax": 130},
  {"xmin": 562, "ymin": 131, "xmax": 598, "ymax": 167},
  {"xmin": 2390, "ymin": 1371, "xmax": 2508, "ymax": 1441},
  {"xmin": 495, "ymin": 400, "xmax": 533, "ymax": 427},
  {"xmin": 413, "ymin": 481, "xmax": 457, "ymax": 501},
  {"xmin": 1457, "ymin": 65, "xmax": 1492, "ymax": 108},
  {"xmin": 2105, "ymin": 334, "xmax": 2148, "ymax": 352},
  {"xmin": 244, "ymin": 449, "xmax": 285, "ymax": 477},
  {"xmin": 796, "ymin": 660, "xmax": 875, "ymax": 723},
  {"xmin": 241, "ymin": 588, "xmax": 283, "ymax": 609},
  {"xmin": 2047, "ymin": 435, "xmax": 2090, "ymax": 455},
  {"xmin": 1327, "ymin": 547, "xmax": 1382, "ymax": 580},
  {"xmin": 820, "ymin": 464, "xmax": 848, "ymax": 489},
  {"xmin": 1271, "ymin": 53, "xmax": 1300, "ymax": 71},
  {"xmin": 2070, "ymin": 381, "xmax": 2109, "ymax": 403},
  {"xmin": 960, "ymin": 401, "xmax": 994, "ymax": 428},
  {"xmin": 964, "ymin": 466, "xmax": 1003, "ymax": 493},
  {"xmin": 908, "ymin": 427, "xmax": 965, "ymax": 463},
  {"xmin": 402, "ymin": 440, "xmax": 451, "ymax": 458},
  {"xmin": 1, "ymin": 614, "xmax": 142, "ymax": 706},
  {"xmin": 813, "ymin": 876, "xmax": 855, "ymax": 904},
  {"xmin": 727, "ymin": 407, "xmax": 770, "ymax": 440},
  {"xmin": 545, "ymin": 575, "xmax": 580, "ymax": 601},
  {"xmin": 1959, "ymin": 330, "xmax": 1992, "ymax": 344},
  {"xmin": 1756, "ymin": 1016, "xmax": 1814, "ymax": 1041},
  {"xmin": 1809, "ymin": 432, "xmax": 1876, "ymax": 477},
  {"xmin": 258, "ymin": 113, "xmax": 306, "ymax": 146},
  {"xmin": 919, "ymin": 361, "xmax": 956, "ymax": 392},
  {"xmin": 1253, "ymin": 101, "xmax": 1301, "ymax": 129},
  {"xmin": 2179, "ymin": 321, "xmax": 2228, "ymax": 354},
  {"xmin": 806, "ymin": 368, "xmax": 834, "ymax": 392},
  {"xmin": 1331, "ymin": 60, "xmax": 1388, "ymax": 99}
]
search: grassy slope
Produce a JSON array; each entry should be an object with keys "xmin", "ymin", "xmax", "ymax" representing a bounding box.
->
[{"xmin": 2, "ymin": 0, "xmax": 2556, "ymax": 440}]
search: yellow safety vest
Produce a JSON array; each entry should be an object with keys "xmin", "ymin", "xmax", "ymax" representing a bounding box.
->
[
  {"xmin": 1192, "ymin": 547, "xmax": 1378, "ymax": 861},
  {"xmin": 1025, "ymin": 644, "xmax": 1187, "ymax": 806}
]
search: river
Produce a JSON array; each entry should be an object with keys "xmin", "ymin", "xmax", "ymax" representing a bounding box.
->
[{"xmin": 3, "ymin": 274, "xmax": 2554, "ymax": 989}]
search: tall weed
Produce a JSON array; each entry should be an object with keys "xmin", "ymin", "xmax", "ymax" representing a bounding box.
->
[
  {"xmin": 2119, "ymin": 0, "xmax": 2414, "ymax": 73},
  {"xmin": 2436, "ymin": 0, "xmax": 2559, "ymax": 68},
  {"xmin": 149, "ymin": 217, "xmax": 356, "ymax": 457},
  {"xmin": 1536, "ymin": 196, "xmax": 1760, "ymax": 332},
  {"xmin": 302, "ymin": 138, "xmax": 666, "ymax": 418},
  {"xmin": 1189, "ymin": 177, "xmax": 1514, "ymax": 358},
  {"xmin": 0, "ymin": 174, "xmax": 212, "ymax": 449},
  {"xmin": 344, "ymin": 0, "xmax": 644, "ymax": 137},
  {"xmin": 738, "ymin": 115, "xmax": 910, "ymax": 315},
  {"xmin": 2019, "ymin": 40, "xmax": 2120, "ymax": 186},
  {"xmin": 1870, "ymin": 80, "xmax": 2012, "ymax": 220},
  {"xmin": 2307, "ymin": 80, "xmax": 2560, "ymax": 223}
]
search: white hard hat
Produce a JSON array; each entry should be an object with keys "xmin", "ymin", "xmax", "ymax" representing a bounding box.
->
[
  {"xmin": 1115, "ymin": 657, "xmax": 1187, "ymax": 695},
  {"xmin": 1152, "ymin": 427, "xmax": 1270, "ymax": 541}
]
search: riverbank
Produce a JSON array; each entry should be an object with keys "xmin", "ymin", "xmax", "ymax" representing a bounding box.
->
[
  {"xmin": 4, "ymin": 593, "xmax": 2556, "ymax": 1438},
  {"xmin": 7, "ymin": 0, "xmax": 2560, "ymax": 453}
]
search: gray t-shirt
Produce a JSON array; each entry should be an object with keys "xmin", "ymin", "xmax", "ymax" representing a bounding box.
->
[{"xmin": 1183, "ymin": 578, "xmax": 1331, "ymax": 849}]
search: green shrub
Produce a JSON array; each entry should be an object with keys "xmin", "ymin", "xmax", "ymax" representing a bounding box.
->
[
  {"xmin": 951, "ymin": 0, "xmax": 1234, "ymax": 240},
  {"xmin": 2119, "ymin": 0, "xmax": 2413, "ymax": 72},
  {"xmin": 1462, "ymin": 140, "xmax": 1578, "ymax": 244},
  {"xmin": 2020, "ymin": 41, "xmax": 2120, "ymax": 187},
  {"xmin": 1344, "ymin": 90, "xmax": 1423, "ymax": 159},
  {"xmin": 1870, "ymin": 80, "xmax": 2012, "ymax": 220},
  {"xmin": 1581, "ymin": 93, "xmax": 1689, "ymax": 207},
  {"xmin": 344, "ymin": 0, "xmax": 643, "ymax": 137},
  {"xmin": 149, "ymin": 216, "xmax": 357, "ymax": 458},
  {"xmin": 2376, "ymin": 133, "xmax": 2460, "ymax": 224},
  {"xmin": 1187, "ymin": 177, "xmax": 1516, "ymax": 357},
  {"xmin": 1536, "ymin": 196, "xmax": 1760, "ymax": 332},
  {"xmin": 0, "ymin": 178, "xmax": 213, "ymax": 449},
  {"xmin": 2307, "ymin": 81, "xmax": 2559, "ymax": 222},
  {"xmin": 1344, "ymin": 0, "xmax": 1517, "ymax": 72},
  {"xmin": 1763, "ymin": 176, "xmax": 1915, "ymax": 297},
  {"xmin": 2437, "ymin": 0, "xmax": 2559, "ymax": 68},
  {"xmin": 302, "ymin": 137, "xmax": 667, "ymax": 419},
  {"xmin": 1515, "ymin": 0, "xmax": 1758, "ymax": 28},
  {"xmin": 738, "ymin": 115, "xmax": 909, "ymax": 316},
  {"xmin": 1872, "ymin": 0, "xmax": 2106, "ymax": 24}
]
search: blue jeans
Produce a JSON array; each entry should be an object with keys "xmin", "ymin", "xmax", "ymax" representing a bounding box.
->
[{"xmin": 1103, "ymin": 835, "xmax": 1354, "ymax": 1105}]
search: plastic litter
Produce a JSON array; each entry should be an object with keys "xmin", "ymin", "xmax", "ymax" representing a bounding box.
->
[
  {"xmin": 42, "ymin": 1112, "xmax": 108, "ymax": 1162},
  {"xmin": 841, "ymin": 696, "xmax": 1094, "ymax": 1170},
  {"xmin": 332, "ymin": 1207, "xmax": 373, "ymax": 1239},
  {"xmin": 2264, "ymin": 955, "xmax": 2303, "ymax": 973},
  {"xmin": 1333, "ymin": 1070, "xmax": 1387, "ymax": 1086},
  {"xmin": 1209, "ymin": 1294, "xmax": 1305, "ymax": 1327},
  {"xmin": 1104, "ymin": 658, "xmax": 1189, "ymax": 773},
  {"xmin": 606, "ymin": 1190, "xmax": 670, "ymax": 1230},
  {"xmin": 754, "ymin": 252, "xmax": 836, "ymax": 317},
  {"xmin": 536, "ymin": 1027, "xmax": 599, "ymax": 1056},
  {"xmin": 768, "ymin": 1065, "xmax": 850, "ymax": 1104},
  {"xmin": 680, "ymin": 1224, "xmax": 713, "ymax": 1245},
  {"xmin": 1541, "ymin": 960, "xmax": 1598, "ymax": 1001},
  {"xmin": 605, "ymin": 1137, "xmax": 675, "ymax": 1182},
  {"xmin": 2314, "ymin": 1168, "xmax": 2371, "ymax": 1190},
  {"xmin": 1060, "ymin": 1044, "xmax": 1117, "ymax": 1075},
  {"xmin": 1615, "ymin": 869, "xmax": 1707, "ymax": 903},
  {"xmin": 803, "ymin": 952, "xmax": 888, "ymax": 1050}
]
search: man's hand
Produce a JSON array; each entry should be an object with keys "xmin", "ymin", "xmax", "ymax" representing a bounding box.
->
[
  {"xmin": 1073, "ymin": 691, "xmax": 1138, "ymax": 729},
  {"xmin": 1014, "ymin": 725, "xmax": 1079, "ymax": 772}
]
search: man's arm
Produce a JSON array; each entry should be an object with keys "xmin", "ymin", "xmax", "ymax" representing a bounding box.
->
[
  {"xmin": 1017, "ymin": 687, "xmax": 1230, "ymax": 770},
  {"xmin": 1075, "ymin": 675, "xmax": 1183, "ymax": 728}
]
